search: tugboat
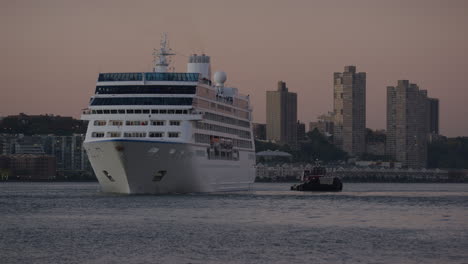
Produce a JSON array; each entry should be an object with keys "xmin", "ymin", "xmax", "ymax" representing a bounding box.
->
[{"xmin": 291, "ymin": 162, "xmax": 343, "ymax": 192}]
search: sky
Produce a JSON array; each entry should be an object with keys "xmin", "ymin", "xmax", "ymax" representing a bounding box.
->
[{"xmin": 1, "ymin": 0, "xmax": 467, "ymax": 137}]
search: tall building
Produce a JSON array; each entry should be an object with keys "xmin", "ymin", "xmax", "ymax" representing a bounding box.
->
[
  {"xmin": 428, "ymin": 98, "xmax": 439, "ymax": 134},
  {"xmin": 333, "ymin": 66, "xmax": 366, "ymax": 156},
  {"xmin": 297, "ymin": 121, "xmax": 306, "ymax": 141},
  {"xmin": 266, "ymin": 81, "xmax": 297, "ymax": 146},
  {"xmin": 386, "ymin": 80, "xmax": 429, "ymax": 168}
]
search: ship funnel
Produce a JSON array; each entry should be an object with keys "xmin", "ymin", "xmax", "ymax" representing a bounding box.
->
[{"xmin": 187, "ymin": 54, "xmax": 211, "ymax": 80}]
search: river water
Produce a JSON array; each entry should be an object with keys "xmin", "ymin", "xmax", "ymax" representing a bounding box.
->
[{"xmin": 0, "ymin": 182, "xmax": 467, "ymax": 264}]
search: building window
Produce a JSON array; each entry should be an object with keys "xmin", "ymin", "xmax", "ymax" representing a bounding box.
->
[
  {"xmin": 94, "ymin": 120, "xmax": 107, "ymax": 126},
  {"xmin": 168, "ymin": 132, "xmax": 180, "ymax": 138},
  {"xmin": 149, "ymin": 132, "xmax": 164, "ymax": 138},
  {"xmin": 169, "ymin": 121, "xmax": 180, "ymax": 126}
]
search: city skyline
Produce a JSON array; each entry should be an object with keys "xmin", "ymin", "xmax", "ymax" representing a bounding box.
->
[{"xmin": 1, "ymin": 0, "xmax": 467, "ymax": 137}]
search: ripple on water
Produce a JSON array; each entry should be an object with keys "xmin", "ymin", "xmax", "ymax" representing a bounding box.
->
[{"xmin": 0, "ymin": 182, "xmax": 467, "ymax": 264}]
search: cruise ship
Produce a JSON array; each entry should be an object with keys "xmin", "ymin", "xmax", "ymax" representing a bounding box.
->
[{"xmin": 81, "ymin": 35, "xmax": 256, "ymax": 194}]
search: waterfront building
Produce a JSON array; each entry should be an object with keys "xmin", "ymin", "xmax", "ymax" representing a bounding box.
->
[
  {"xmin": 297, "ymin": 121, "xmax": 306, "ymax": 141},
  {"xmin": 0, "ymin": 154, "xmax": 56, "ymax": 180},
  {"xmin": 266, "ymin": 81, "xmax": 298, "ymax": 147},
  {"xmin": 309, "ymin": 112, "xmax": 334, "ymax": 136},
  {"xmin": 333, "ymin": 66, "xmax": 366, "ymax": 156},
  {"xmin": 252, "ymin": 123, "xmax": 266, "ymax": 140},
  {"xmin": 42, "ymin": 134, "xmax": 93, "ymax": 177},
  {"xmin": 386, "ymin": 80, "xmax": 429, "ymax": 168},
  {"xmin": 365, "ymin": 129, "xmax": 386, "ymax": 157},
  {"xmin": 428, "ymin": 98, "xmax": 439, "ymax": 135}
]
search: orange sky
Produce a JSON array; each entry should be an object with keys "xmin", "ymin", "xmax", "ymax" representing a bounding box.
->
[{"xmin": 1, "ymin": 0, "xmax": 467, "ymax": 136}]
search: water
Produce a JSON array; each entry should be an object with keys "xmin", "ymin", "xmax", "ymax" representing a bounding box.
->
[{"xmin": 1, "ymin": 182, "xmax": 467, "ymax": 264}]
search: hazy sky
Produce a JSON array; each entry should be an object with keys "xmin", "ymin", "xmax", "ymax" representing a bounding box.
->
[{"xmin": 1, "ymin": 0, "xmax": 467, "ymax": 136}]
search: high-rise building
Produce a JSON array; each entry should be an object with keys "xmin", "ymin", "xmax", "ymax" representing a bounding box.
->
[
  {"xmin": 428, "ymin": 98, "xmax": 439, "ymax": 134},
  {"xmin": 266, "ymin": 81, "xmax": 297, "ymax": 146},
  {"xmin": 297, "ymin": 121, "xmax": 306, "ymax": 141},
  {"xmin": 386, "ymin": 80, "xmax": 429, "ymax": 168},
  {"xmin": 333, "ymin": 66, "xmax": 366, "ymax": 156}
]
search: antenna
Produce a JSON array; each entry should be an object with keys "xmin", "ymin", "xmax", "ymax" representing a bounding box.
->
[{"xmin": 152, "ymin": 33, "xmax": 176, "ymax": 72}]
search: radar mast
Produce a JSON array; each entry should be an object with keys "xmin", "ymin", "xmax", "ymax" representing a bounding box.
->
[{"xmin": 153, "ymin": 33, "xmax": 175, "ymax": 72}]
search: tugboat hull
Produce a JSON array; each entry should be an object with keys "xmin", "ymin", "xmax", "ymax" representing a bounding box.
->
[{"xmin": 291, "ymin": 177, "xmax": 343, "ymax": 192}]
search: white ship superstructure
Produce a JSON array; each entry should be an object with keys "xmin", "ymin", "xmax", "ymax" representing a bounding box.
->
[{"xmin": 81, "ymin": 35, "xmax": 256, "ymax": 194}]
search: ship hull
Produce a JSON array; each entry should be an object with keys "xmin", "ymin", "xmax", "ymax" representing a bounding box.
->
[{"xmin": 84, "ymin": 139, "xmax": 255, "ymax": 194}]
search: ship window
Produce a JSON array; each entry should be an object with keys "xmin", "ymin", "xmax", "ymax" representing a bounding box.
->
[
  {"xmin": 143, "ymin": 109, "xmax": 150, "ymax": 114},
  {"xmin": 160, "ymin": 110, "xmax": 167, "ymax": 114},
  {"xmin": 96, "ymin": 110, "xmax": 103, "ymax": 114},
  {"xmin": 169, "ymin": 121, "xmax": 180, "ymax": 126},
  {"xmin": 168, "ymin": 132, "xmax": 180, "ymax": 138},
  {"xmin": 110, "ymin": 110, "xmax": 117, "ymax": 114},
  {"xmin": 151, "ymin": 120, "xmax": 165, "ymax": 126},
  {"xmin": 135, "ymin": 109, "xmax": 142, "ymax": 114},
  {"xmin": 94, "ymin": 120, "xmax": 107, "ymax": 126},
  {"xmin": 118, "ymin": 109, "xmax": 125, "ymax": 114},
  {"xmin": 149, "ymin": 132, "xmax": 164, "ymax": 138},
  {"xmin": 126, "ymin": 109, "xmax": 134, "ymax": 114},
  {"xmin": 123, "ymin": 132, "xmax": 147, "ymax": 138},
  {"xmin": 151, "ymin": 109, "xmax": 158, "ymax": 114},
  {"xmin": 98, "ymin": 73, "xmax": 143, "ymax": 82},
  {"xmin": 126, "ymin": 120, "xmax": 148, "ymax": 126},
  {"xmin": 183, "ymin": 110, "xmax": 188, "ymax": 114},
  {"xmin": 94, "ymin": 85, "xmax": 197, "ymax": 94},
  {"xmin": 109, "ymin": 120, "xmax": 123, "ymax": 126},
  {"xmin": 175, "ymin": 110, "xmax": 183, "ymax": 114},
  {"xmin": 90, "ymin": 97, "xmax": 194, "ymax": 106},
  {"xmin": 107, "ymin": 132, "xmax": 121, "ymax": 137},
  {"xmin": 144, "ymin": 72, "xmax": 199, "ymax": 82},
  {"xmin": 92, "ymin": 110, "xmax": 97, "ymax": 114},
  {"xmin": 91, "ymin": 132, "xmax": 105, "ymax": 138},
  {"xmin": 104, "ymin": 110, "xmax": 110, "ymax": 114},
  {"xmin": 168, "ymin": 110, "xmax": 175, "ymax": 114}
]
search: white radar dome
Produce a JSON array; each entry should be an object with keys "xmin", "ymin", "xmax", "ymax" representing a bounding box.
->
[{"xmin": 214, "ymin": 71, "xmax": 227, "ymax": 86}]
